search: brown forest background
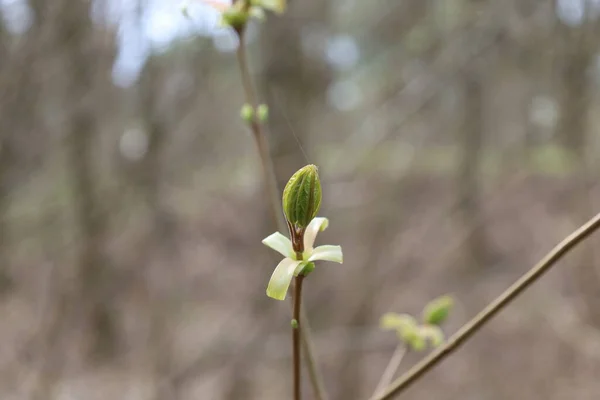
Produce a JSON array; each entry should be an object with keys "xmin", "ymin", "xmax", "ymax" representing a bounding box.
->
[{"xmin": 1, "ymin": 0, "xmax": 600, "ymax": 399}]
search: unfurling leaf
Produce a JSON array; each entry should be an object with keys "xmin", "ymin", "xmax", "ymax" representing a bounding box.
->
[
  {"xmin": 422, "ymin": 295, "xmax": 454, "ymax": 326},
  {"xmin": 380, "ymin": 313, "xmax": 417, "ymax": 331}
]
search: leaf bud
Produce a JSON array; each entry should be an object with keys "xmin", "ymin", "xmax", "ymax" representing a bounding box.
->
[
  {"xmin": 422, "ymin": 295, "xmax": 454, "ymax": 326},
  {"xmin": 282, "ymin": 164, "xmax": 322, "ymax": 232}
]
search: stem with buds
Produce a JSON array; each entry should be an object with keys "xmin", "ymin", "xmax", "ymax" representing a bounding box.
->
[{"xmin": 234, "ymin": 17, "xmax": 328, "ymax": 400}]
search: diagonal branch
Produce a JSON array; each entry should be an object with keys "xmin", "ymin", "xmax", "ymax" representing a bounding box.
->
[{"xmin": 373, "ymin": 211, "xmax": 600, "ymax": 400}]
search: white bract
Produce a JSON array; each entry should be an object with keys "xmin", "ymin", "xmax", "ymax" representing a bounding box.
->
[{"xmin": 262, "ymin": 217, "xmax": 343, "ymax": 300}]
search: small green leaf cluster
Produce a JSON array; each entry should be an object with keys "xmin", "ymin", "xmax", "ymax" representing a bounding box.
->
[{"xmin": 380, "ymin": 295, "xmax": 454, "ymax": 351}]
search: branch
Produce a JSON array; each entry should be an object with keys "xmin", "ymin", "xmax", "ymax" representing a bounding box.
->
[
  {"xmin": 292, "ymin": 275, "xmax": 304, "ymax": 400},
  {"xmin": 235, "ymin": 27, "xmax": 285, "ymax": 232},
  {"xmin": 373, "ymin": 211, "xmax": 600, "ymax": 400},
  {"xmin": 371, "ymin": 345, "xmax": 406, "ymax": 399},
  {"xmin": 234, "ymin": 23, "xmax": 328, "ymax": 400}
]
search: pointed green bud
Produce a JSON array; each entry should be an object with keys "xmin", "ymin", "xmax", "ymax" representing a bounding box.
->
[
  {"xmin": 240, "ymin": 103, "xmax": 254, "ymax": 123},
  {"xmin": 257, "ymin": 104, "xmax": 269, "ymax": 122},
  {"xmin": 282, "ymin": 164, "xmax": 322, "ymax": 232},
  {"xmin": 422, "ymin": 295, "xmax": 454, "ymax": 326},
  {"xmin": 291, "ymin": 318, "xmax": 298, "ymax": 329}
]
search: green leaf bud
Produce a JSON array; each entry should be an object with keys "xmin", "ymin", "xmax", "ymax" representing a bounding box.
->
[
  {"xmin": 422, "ymin": 295, "xmax": 454, "ymax": 326},
  {"xmin": 256, "ymin": 104, "xmax": 269, "ymax": 122},
  {"xmin": 240, "ymin": 103, "xmax": 254, "ymax": 123},
  {"xmin": 291, "ymin": 318, "xmax": 298, "ymax": 329},
  {"xmin": 282, "ymin": 164, "xmax": 322, "ymax": 231}
]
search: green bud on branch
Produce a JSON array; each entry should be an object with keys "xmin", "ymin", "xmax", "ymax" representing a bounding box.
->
[
  {"xmin": 422, "ymin": 295, "xmax": 454, "ymax": 326},
  {"xmin": 240, "ymin": 103, "xmax": 254, "ymax": 123},
  {"xmin": 282, "ymin": 164, "xmax": 322, "ymax": 251},
  {"xmin": 257, "ymin": 104, "xmax": 269, "ymax": 122}
]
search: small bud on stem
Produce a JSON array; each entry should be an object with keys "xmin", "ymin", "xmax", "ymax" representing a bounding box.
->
[{"xmin": 282, "ymin": 164, "xmax": 322, "ymax": 252}]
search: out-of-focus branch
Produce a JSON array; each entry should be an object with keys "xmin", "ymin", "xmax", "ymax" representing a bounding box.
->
[
  {"xmin": 372, "ymin": 212, "xmax": 600, "ymax": 400},
  {"xmin": 371, "ymin": 345, "xmax": 406, "ymax": 399}
]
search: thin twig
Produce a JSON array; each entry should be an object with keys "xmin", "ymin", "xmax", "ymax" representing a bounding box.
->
[
  {"xmin": 293, "ymin": 275, "xmax": 304, "ymax": 400},
  {"xmin": 372, "ymin": 211, "xmax": 600, "ymax": 400},
  {"xmin": 299, "ymin": 309, "xmax": 328, "ymax": 400},
  {"xmin": 234, "ymin": 20, "xmax": 328, "ymax": 400},
  {"xmin": 235, "ymin": 27, "xmax": 285, "ymax": 231},
  {"xmin": 371, "ymin": 345, "xmax": 406, "ymax": 399}
]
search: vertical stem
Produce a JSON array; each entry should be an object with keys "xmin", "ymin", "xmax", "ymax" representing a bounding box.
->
[
  {"xmin": 293, "ymin": 275, "xmax": 304, "ymax": 400},
  {"xmin": 234, "ymin": 22, "xmax": 328, "ymax": 400},
  {"xmin": 236, "ymin": 28, "xmax": 285, "ymax": 232}
]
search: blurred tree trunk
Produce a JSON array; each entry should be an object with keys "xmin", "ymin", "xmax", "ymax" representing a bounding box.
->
[
  {"xmin": 456, "ymin": 68, "xmax": 491, "ymax": 270},
  {"xmin": 556, "ymin": 29, "xmax": 590, "ymax": 154},
  {"xmin": 0, "ymin": 0, "xmax": 45, "ymax": 294},
  {"xmin": 0, "ymin": 16, "xmax": 14, "ymax": 294},
  {"xmin": 138, "ymin": 55, "xmax": 181, "ymax": 400},
  {"xmin": 58, "ymin": 0, "xmax": 118, "ymax": 361},
  {"xmin": 556, "ymin": 18, "xmax": 600, "ymax": 327}
]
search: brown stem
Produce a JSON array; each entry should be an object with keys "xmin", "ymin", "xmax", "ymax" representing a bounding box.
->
[
  {"xmin": 234, "ymin": 23, "xmax": 328, "ymax": 400},
  {"xmin": 372, "ymin": 211, "xmax": 600, "ymax": 400},
  {"xmin": 293, "ymin": 275, "xmax": 304, "ymax": 400},
  {"xmin": 235, "ymin": 28, "xmax": 284, "ymax": 232}
]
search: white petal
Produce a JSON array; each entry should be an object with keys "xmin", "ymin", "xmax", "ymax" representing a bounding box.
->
[
  {"xmin": 266, "ymin": 258, "xmax": 304, "ymax": 300},
  {"xmin": 303, "ymin": 217, "xmax": 329, "ymax": 252},
  {"xmin": 308, "ymin": 245, "xmax": 343, "ymax": 263},
  {"xmin": 262, "ymin": 232, "xmax": 294, "ymax": 258}
]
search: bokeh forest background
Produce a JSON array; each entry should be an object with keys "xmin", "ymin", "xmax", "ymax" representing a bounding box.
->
[{"xmin": 1, "ymin": 0, "xmax": 600, "ymax": 399}]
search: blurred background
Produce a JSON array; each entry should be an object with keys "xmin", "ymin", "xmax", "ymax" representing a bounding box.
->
[{"xmin": 1, "ymin": 0, "xmax": 600, "ymax": 399}]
